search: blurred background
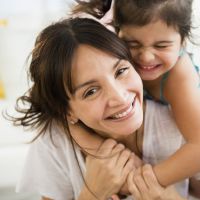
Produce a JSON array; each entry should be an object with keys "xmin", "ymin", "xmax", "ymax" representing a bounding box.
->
[
  {"xmin": 0, "ymin": 0, "xmax": 200, "ymax": 200},
  {"xmin": 0, "ymin": 0, "xmax": 74, "ymax": 199}
]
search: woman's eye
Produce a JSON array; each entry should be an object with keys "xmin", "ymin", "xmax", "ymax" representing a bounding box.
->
[
  {"xmin": 83, "ymin": 88, "xmax": 97, "ymax": 98},
  {"xmin": 115, "ymin": 67, "xmax": 129, "ymax": 77}
]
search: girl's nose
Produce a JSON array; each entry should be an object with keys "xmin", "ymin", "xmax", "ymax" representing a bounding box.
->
[
  {"xmin": 107, "ymin": 86, "xmax": 129, "ymax": 107},
  {"xmin": 138, "ymin": 49, "xmax": 155, "ymax": 63}
]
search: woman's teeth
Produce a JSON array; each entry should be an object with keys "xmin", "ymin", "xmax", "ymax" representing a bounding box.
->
[{"xmin": 112, "ymin": 104, "xmax": 133, "ymax": 119}]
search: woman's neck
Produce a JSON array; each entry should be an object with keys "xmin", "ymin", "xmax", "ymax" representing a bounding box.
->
[
  {"xmin": 77, "ymin": 101, "xmax": 146, "ymax": 159},
  {"xmin": 116, "ymin": 101, "xmax": 146, "ymax": 158}
]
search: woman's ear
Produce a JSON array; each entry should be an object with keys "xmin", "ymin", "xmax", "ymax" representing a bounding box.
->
[{"xmin": 67, "ymin": 111, "xmax": 79, "ymax": 125}]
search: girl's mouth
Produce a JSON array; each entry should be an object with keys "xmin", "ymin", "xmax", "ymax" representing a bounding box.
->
[{"xmin": 136, "ymin": 63, "xmax": 162, "ymax": 71}]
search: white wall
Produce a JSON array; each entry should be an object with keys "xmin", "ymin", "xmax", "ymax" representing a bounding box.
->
[
  {"xmin": 0, "ymin": 0, "xmax": 199, "ymax": 199},
  {"xmin": 0, "ymin": 0, "xmax": 75, "ymax": 100},
  {"xmin": 189, "ymin": 0, "xmax": 200, "ymax": 66},
  {"xmin": 0, "ymin": 1, "xmax": 74, "ymax": 199}
]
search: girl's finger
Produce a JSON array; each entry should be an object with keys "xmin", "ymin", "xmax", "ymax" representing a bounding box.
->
[
  {"xmin": 116, "ymin": 148, "xmax": 131, "ymax": 168},
  {"xmin": 133, "ymin": 170, "xmax": 149, "ymax": 194},
  {"xmin": 142, "ymin": 164, "xmax": 161, "ymax": 188},
  {"xmin": 127, "ymin": 171, "xmax": 141, "ymax": 199},
  {"xmin": 121, "ymin": 157, "xmax": 135, "ymax": 178},
  {"xmin": 111, "ymin": 194, "xmax": 120, "ymax": 200},
  {"xmin": 96, "ymin": 139, "xmax": 117, "ymax": 156}
]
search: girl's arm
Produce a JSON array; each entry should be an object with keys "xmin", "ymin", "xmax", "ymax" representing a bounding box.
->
[
  {"xmin": 77, "ymin": 139, "xmax": 134, "ymax": 200},
  {"xmin": 69, "ymin": 123, "xmax": 136, "ymax": 199},
  {"xmin": 69, "ymin": 122, "xmax": 142, "ymax": 169},
  {"xmin": 69, "ymin": 122, "xmax": 103, "ymax": 155},
  {"xmin": 153, "ymin": 53, "xmax": 200, "ymax": 186},
  {"xmin": 128, "ymin": 164, "xmax": 186, "ymax": 200},
  {"xmin": 69, "ymin": 122, "xmax": 143, "ymax": 195}
]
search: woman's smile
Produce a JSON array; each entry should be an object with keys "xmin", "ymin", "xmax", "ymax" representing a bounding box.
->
[{"xmin": 106, "ymin": 95, "xmax": 136, "ymax": 121}]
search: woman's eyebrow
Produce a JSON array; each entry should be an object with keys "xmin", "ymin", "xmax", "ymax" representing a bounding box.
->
[{"xmin": 74, "ymin": 59, "xmax": 122, "ymax": 93}]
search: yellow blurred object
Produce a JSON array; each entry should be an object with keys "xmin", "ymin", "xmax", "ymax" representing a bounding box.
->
[
  {"xmin": 0, "ymin": 19, "xmax": 7, "ymax": 98},
  {"xmin": 0, "ymin": 19, "xmax": 8, "ymax": 27},
  {"xmin": 0, "ymin": 80, "xmax": 6, "ymax": 99}
]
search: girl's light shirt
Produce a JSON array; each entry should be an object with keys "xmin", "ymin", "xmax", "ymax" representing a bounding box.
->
[{"xmin": 16, "ymin": 100, "xmax": 198, "ymax": 200}]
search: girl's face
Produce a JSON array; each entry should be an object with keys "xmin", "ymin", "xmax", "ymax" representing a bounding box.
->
[
  {"xmin": 119, "ymin": 20, "xmax": 182, "ymax": 81},
  {"xmin": 69, "ymin": 44, "xmax": 143, "ymax": 140}
]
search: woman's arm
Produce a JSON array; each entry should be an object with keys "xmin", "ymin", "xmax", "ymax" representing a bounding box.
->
[{"xmin": 153, "ymin": 54, "xmax": 200, "ymax": 186}]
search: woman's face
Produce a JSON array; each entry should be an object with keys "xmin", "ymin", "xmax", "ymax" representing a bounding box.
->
[{"xmin": 69, "ymin": 44, "xmax": 143, "ymax": 140}]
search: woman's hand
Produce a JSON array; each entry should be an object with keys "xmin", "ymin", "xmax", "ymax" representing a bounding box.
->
[
  {"xmin": 127, "ymin": 164, "xmax": 186, "ymax": 200},
  {"xmin": 83, "ymin": 139, "xmax": 134, "ymax": 200}
]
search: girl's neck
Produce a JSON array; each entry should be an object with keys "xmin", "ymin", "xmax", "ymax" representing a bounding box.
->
[
  {"xmin": 143, "ymin": 76, "xmax": 163, "ymax": 100},
  {"xmin": 143, "ymin": 76, "xmax": 162, "ymax": 90}
]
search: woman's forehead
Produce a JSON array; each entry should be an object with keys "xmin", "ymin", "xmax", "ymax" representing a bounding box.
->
[{"xmin": 71, "ymin": 45, "xmax": 119, "ymax": 86}]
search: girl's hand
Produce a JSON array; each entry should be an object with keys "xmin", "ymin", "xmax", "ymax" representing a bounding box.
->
[
  {"xmin": 120, "ymin": 152, "xmax": 143, "ymax": 195},
  {"xmin": 84, "ymin": 139, "xmax": 134, "ymax": 200},
  {"xmin": 127, "ymin": 164, "xmax": 185, "ymax": 200}
]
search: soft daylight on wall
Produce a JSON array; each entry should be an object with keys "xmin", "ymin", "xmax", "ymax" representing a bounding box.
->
[{"xmin": 0, "ymin": 0, "xmax": 200, "ymax": 199}]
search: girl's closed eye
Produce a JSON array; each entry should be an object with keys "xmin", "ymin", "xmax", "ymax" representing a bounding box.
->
[
  {"xmin": 127, "ymin": 42, "xmax": 141, "ymax": 49},
  {"xmin": 154, "ymin": 45, "xmax": 169, "ymax": 49},
  {"xmin": 154, "ymin": 42, "xmax": 172, "ymax": 49}
]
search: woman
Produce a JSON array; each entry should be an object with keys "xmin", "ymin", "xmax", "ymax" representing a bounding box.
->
[{"xmin": 13, "ymin": 18, "xmax": 189, "ymax": 200}]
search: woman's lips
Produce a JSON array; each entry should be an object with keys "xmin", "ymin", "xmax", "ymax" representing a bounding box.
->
[{"xmin": 107, "ymin": 96, "xmax": 136, "ymax": 121}]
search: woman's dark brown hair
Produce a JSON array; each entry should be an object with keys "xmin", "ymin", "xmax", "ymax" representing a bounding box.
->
[{"xmin": 10, "ymin": 18, "xmax": 133, "ymax": 140}]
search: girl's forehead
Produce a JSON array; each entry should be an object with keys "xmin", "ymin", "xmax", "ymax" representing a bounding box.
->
[{"xmin": 120, "ymin": 20, "xmax": 180, "ymax": 37}]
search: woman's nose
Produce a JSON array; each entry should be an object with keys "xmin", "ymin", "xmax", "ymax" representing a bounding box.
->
[{"xmin": 107, "ymin": 86, "xmax": 129, "ymax": 107}]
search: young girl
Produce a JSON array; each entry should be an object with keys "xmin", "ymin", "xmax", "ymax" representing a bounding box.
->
[{"xmin": 73, "ymin": 0, "xmax": 200, "ymax": 187}]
